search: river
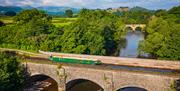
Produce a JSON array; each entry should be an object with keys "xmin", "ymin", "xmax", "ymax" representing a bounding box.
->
[{"xmin": 119, "ymin": 30, "xmax": 145, "ymax": 58}]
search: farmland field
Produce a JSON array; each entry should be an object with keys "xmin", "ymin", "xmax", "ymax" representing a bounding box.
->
[
  {"xmin": 0, "ymin": 16, "xmax": 77, "ymax": 27},
  {"xmin": 52, "ymin": 17, "xmax": 77, "ymax": 27},
  {"xmin": 0, "ymin": 16, "xmax": 14, "ymax": 26}
]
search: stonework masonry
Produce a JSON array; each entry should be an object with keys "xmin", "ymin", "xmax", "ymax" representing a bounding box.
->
[
  {"xmin": 24, "ymin": 62, "xmax": 180, "ymax": 91},
  {"xmin": 125, "ymin": 24, "xmax": 146, "ymax": 31}
]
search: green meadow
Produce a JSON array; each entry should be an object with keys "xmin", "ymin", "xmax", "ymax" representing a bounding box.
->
[
  {"xmin": 0, "ymin": 16, "xmax": 77, "ymax": 27},
  {"xmin": 52, "ymin": 17, "xmax": 77, "ymax": 27},
  {"xmin": 0, "ymin": 16, "xmax": 14, "ymax": 26}
]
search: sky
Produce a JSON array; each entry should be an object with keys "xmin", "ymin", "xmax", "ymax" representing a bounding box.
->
[{"xmin": 0, "ymin": 0, "xmax": 180, "ymax": 10}]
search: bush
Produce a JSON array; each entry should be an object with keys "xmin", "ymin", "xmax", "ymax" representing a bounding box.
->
[{"xmin": 0, "ymin": 51, "xmax": 24, "ymax": 91}]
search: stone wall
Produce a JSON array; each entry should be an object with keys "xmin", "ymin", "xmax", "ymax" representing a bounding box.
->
[{"xmin": 24, "ymin": 62, "xmax": 180, "ymax": 91}]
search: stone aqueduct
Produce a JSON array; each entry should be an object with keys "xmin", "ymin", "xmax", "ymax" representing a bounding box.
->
[
  {"xmin": 125, "ymin": 24, "xmax": 146, "ymax": 31},
  {"xmin": 24, "ymin": 62, "xmax": 179, "ymax": 91}
]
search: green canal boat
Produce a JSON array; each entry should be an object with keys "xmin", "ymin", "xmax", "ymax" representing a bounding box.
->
[{"xmin": 49, "ymin": 56, "xmax": 102, "ymax": 65}]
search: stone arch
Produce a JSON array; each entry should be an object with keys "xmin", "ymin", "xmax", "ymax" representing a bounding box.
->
[
  {"xmin": 25, "ymin": 73, "xmax": 59, "ymax": 91},
  {"xmin": 116, "ymin": 85, "xmax": 147, "ymax": 91},
  {"xmin": 125, "ymin": 26, "xmax": 134, "ymax": 31},
  {"xmin": 125, "ymin": 24, "xmax": 146, "ymax": 32},
  {"xmin": 136, "ymin": 26, "xmax": 146, "ymax": 32},
  {"xmin": 66, "ymin": 78, "xmax": 104, "ymax": 91},
  {"xmin": 135, "ymin": 26, "xmax": 143, "ymax": 31}
]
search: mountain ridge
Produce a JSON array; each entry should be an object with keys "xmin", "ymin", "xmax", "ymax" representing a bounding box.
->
[{"xmin": 0, "ymin": 5, "xmax": 80, "ymax": 15}]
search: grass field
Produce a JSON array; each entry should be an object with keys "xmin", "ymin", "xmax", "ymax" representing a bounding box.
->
[
  {"xmin": 53, "ymin": 22, "xmax": 72, "ymax": 27},
  {"xmin": 0, "ymin": 16, "xmax": 14, "ymax": 26},
  {"xmin": 52, "ymin": 17, "xmax": 77, "ymax": 27},
  {"xmin": 0, "ymin": 16, "xmax": 77, "ymax": 27}
]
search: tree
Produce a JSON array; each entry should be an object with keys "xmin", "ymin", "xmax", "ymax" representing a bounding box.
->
[
  {"xmin": 168, "ymin": 6, "xmax": 180, "ymax": 15},
  {"xmin": 5, "ymin": 11, "xmax": 16, "ymax": 16},
  {"xmin": 138, "ymin": 7, "xmax": 180, "ymax": 60},
  {"xmin": 0, "ymin": 21, "xmax": 5, "ymax": 27},
  {"xmin": 0, "ymin": 51, "xmax": 24, "ymax": 91},
  {"xmin": 119, "ymin": 6, "xmax": 153, "ymax": 24},
  {"xmin": 0, "ymin": 9, "xmax": 61, "ymax": 52},
  {"xmin": 59, "ymin": 9, "xmax": 125, "ymax": 55},
  {"xmin": 155, "ymin": 9, "xmax": 167, "ymax": 17},
  {"xmin": 65, "ymin": 9, "xmax": 73, "ymax": 17},
  {"xmin": 14, "ymin": 9, "xmax": 52, "ymax": 25}
]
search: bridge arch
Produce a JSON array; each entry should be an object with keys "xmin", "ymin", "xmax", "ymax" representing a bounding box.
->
[
  {"xmin": 26, "ymin": 73, "xmax": 59, "ymax": 91},
  {"xmin": 24, "ymin": 62, "xmax": 180, "ymax": 91},
  {"xmin": 135, "ymin": 26, "xmax": 143, "ymax": 31},
  {"xmin": 66, "ymin": 78, "xmax": 104, "ymax": 91},
  {"xmin": 30, "ymin": 72, "xmax": 59, "ymax": 81},
  {"xmin": 116, "ymin": 85, "xmax": 147, "ymax": 91},
  {"xmin": 125, "ymin": 26, "xmax": 133, "ymax": 31},
  {"xmin": 125, "ymin": 24, "xmax": 146, "ymax": 32}
]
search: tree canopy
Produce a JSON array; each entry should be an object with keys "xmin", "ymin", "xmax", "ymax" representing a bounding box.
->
[
  {"xmin": 0, "ymin": 9, "xmax": 62, "ymax": 52},
  {"xmin": 0, "ymin": 21, "xmax": 5, "ymax": 27},
  {"xmin": 138, "ymin": 6, "xmax": 180, "ymax": 60},
  {"xmin": 65, "ymin": 9, "xmax": 73, "ymax": 17},
  {"xmin": 116, "ymin": 9, "xmax": 153, "ymax": 24},
  {"xmin": 0, "ymin": 51, "xmax": 24, "ymax": 91},
  {"xmin": 0, "ymin": 6, "xmax": 180, "ymax": 60},
  {"xmin": 5, "ymin": 11, "xmax": 16, "ymax": 16},
  {"xmin": 59, "ymin": 9, "xmax": 125, "ymax": 55},
  {"xmin": 0, "ymin": 9, "xmax": 125, "ymax": 56}
]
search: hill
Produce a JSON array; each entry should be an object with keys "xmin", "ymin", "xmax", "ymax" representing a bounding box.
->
[
  {"xmin": 0, "ymin": 6, "xmax": 23, "ymax": 13},
  {"xmin": 130, "ymin": 6, "xmax": 153, "ymax": 12},
  {"xmin": 37, "ymin": 6, "xmax": 80, "ymax": 15},
  {"xmin": 0, "ymin": 6, "xmax": 80, "ymax": 16}
]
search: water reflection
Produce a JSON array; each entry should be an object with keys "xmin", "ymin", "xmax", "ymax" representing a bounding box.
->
[
  {"xmin": 117, "ymin": 87, "xmax": 147, "ymax": 91},
  {"xmin": 66, "ymin": 79, "xmax": 103, "ymax": 91},
  {"xmin": 119, "ymin": 30, "xmax": 144, "ymax": 58},
  {"xmin": 23, "ymin": 75, "xmax": 58, "ymax": 91}
]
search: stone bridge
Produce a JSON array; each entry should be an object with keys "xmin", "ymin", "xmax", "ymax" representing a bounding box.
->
[
  {"xmin": 125, "ymin": 24, "xmax": 146, "ymax": 31},
  {"xmin": 24, "ymin": 62, "xmax": 180, "ymax": 91}
]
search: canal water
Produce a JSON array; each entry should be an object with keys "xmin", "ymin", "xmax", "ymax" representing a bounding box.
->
[{"xmin": 119, "ymin": 30, "xmax": 145, "ymax": 58}]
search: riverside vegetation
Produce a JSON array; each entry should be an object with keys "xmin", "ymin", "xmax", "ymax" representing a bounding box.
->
[
  {"xmin": 0, "ymin": 6, "xmax": 180, "ymax": 91},
  {"xmin": 0, "ymin": 6, "xmax": 180, "ymax": 60}
]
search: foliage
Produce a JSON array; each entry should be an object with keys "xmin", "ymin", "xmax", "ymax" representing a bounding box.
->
[
  {"xmin": 170, "ymin": 80, "xmax": 180, "ymax": 91},
  {"xmin": 4, "ymin": 11, "xmax": 16, "ymax": 16},
  {"xmin": 138, "ymin": 7, "xmax": 180, "ymax": 60},
  {"xmin": 155, "ymin": 9, "xmax": 167, "ymax": 17},
  {"xmin": 65, "ymin": 9, "xmax": 73, "ymax": 17},
  {"xmin": 0, "ymin": 21, "xmax": 5, "ymax": 27},
  {"xmin": 59, "ymin": 9, "xmax": 125, "ymax": 55},
  {"xmin": 0, "ymin": 9, "xmax": 63, "ymax": 52},
  {"xmin": 118, "ymin": 7, "xmax": 153, "ymax": 24},
  {"xmin": 1, "ymin": 6, "xmax": 179, "ymax": 60},
  {"xmin": 168, "ymin": 6, "xmax": 180, "ymax": 15},
  {"xmin": 0, "ymin": 51, "xmax": 24, "ymax": 91},
  {"xmin": 14, "ymin": 9, "xmax": 52, "ymax": 24}
]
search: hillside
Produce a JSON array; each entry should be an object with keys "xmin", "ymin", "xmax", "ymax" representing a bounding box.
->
[
  {"xmin": 0, "ymin": 6, "xmax": 23, "ymax": 13},
  {"xmin": 130, "ymin": 6, "xmax": 153, "ymax": 12},
  {"xmin": 0, "ymin": 6, "xmax": 80, "ymax": 16}
]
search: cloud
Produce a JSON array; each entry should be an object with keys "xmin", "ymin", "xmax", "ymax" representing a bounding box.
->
[{"xmin": 0, "ymin": 0, "xmax": 179, "ymax": 10}]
